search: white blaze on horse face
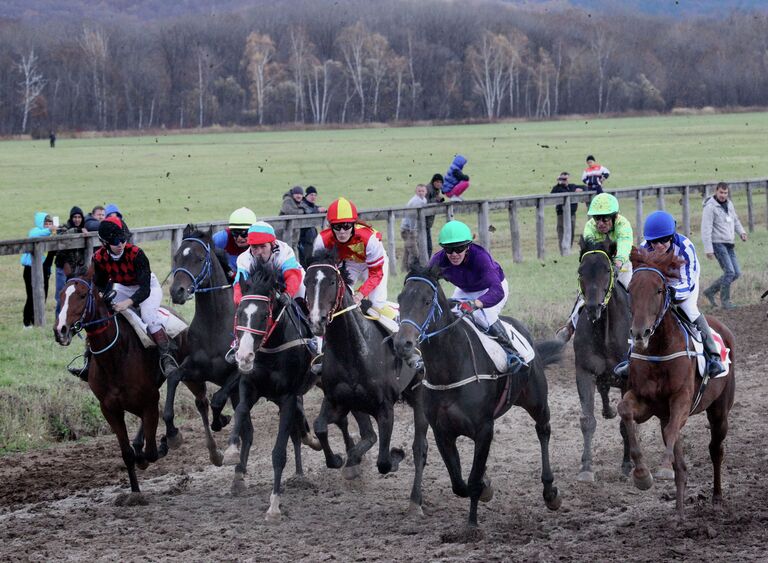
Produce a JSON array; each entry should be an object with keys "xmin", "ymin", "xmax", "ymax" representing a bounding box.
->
[
  {"xmin": 57, "ymin": 285, "xmax": 77, "ymax": 333},
  {"xmin": 309, "ymin": 270, "xmax": 325, "ymax": 324},
  {"xmin": 182, "ymin": 247, "xmax": 191, "ymax": 257},
  {"xmin": 235, "ymin": 303, "xmax": 258, "ymax": 366}
]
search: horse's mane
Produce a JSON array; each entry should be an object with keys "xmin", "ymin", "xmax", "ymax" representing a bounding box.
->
[
  {"xmin": 406, "ymin": 262, "xmax": 442, "ymax": 284},
  {"xmin": 578, "ymin": 236, "xmax": 616, "ymax": 260},
  {"xmin": 241, "ymin": 261, "xmax": 277, "ymax": 296},
  {"xmin": 630, "ymin": 247, "xmax": 684, "ymax": 279},
  {"xmin": 309, "ymin": 247, "xmax": 353, "ymax": 287}
]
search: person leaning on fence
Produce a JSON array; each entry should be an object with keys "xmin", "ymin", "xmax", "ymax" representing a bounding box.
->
[
  {"xmin": 213, "ymin": 207, "xmax": 258, "ymax": 278},
  {"xmin": 54, "ymin": 206, "xmax": 86, "ymax": 316},
  {"xmin": 555, "ymin": 193, "xmax": 633, "ymax": 343},
  {"xmin": 21, "ymin": 212, "xmax": 54, "ymax": 328},
  {"xmin": 424, "ymin": 173, "xmax": 445, "ymax": 257},
  {"xmin": 278, "ymin": 185, "xmax": 306, "ymax": 245},
  {"xmin": 701, "ymin": 182, "xmax": 748, "ymax": 310},
  {"xmin": 400, "ymin": 184, "xmax": 428, "ymax": 271},
  {"xmin": 297, "ymin": 186, "xmax": 326, "ymax": 269},
  {"xmin": 582, "ymin": 155, "xmax": 610, "ymax": 195},
  {"xmin": 550, "ymin": 172, "xmax": 584, "ymax": 253},
  {"xmin": 84, "ymin": 205, "xmax": 105, "ymax": 232}
]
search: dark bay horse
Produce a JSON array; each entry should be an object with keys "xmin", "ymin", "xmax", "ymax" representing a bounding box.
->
[
  {"xmin": 304, "ymin": 252, "xmax": 429, "ymax": 515},
  {"xmin": 167, "ymin": 226, "xmax": 240, "ymax": 462},
  {"xmin": 394, "ymin": 265, "xmax": 563, "ymax": 530},
  {"xmin": 223, "ymin": 264, "xmax": 317, "ymax": 521},
  {"xmin": 618, "ymin": 248, "xmax": 736, "ymax": 518},
  {"xmin": 574, "ymin": 238, "xmax": 631, "ymax": 481},
  {"xmin": 54, "ymin": 270, "xmax": 202, "ymax": 493}
]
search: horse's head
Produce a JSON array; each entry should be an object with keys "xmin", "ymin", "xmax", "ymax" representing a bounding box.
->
[
  {"xmin": 170, "ymin": 225, "xmax": 213, "ymax": 304},
  {"xmin": 305, "ymin": 249, "xmax": 349, "ymax": 337},
  {"xmin": 578, "ymin": 238, "xmax": 616, "ymax": 323},
  {"xmin": 628, "ymin": 248, "xmax": 682, "ymax": 350},
  {"xmin": 394, "ymin": 264, "xmax": 444, "ymax": 364},
  {"xmin": 54, "ymin": 268, "xmax": 95, "ymax": 346},
  {"xmin": 234, "ymin": 263, "xmax": 277, "ymax": 373}
]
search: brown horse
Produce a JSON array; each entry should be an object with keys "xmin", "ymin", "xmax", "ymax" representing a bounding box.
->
[
  {"xmin": 618, "ymin": 248, "xmax": 736, "ymax": 518},
  {"xmin": 53, "ymin": 270, "xmax": 214, "ymax": 493}
]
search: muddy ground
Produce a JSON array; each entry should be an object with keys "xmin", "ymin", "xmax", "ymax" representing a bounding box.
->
[{"xmin": 1, "ymin": 305, "xmax": 766, "ymax": 562}]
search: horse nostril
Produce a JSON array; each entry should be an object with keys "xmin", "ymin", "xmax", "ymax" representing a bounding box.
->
[{"xmin": 643, "ymin": 329, "xmax": 652, "ymax": 339}]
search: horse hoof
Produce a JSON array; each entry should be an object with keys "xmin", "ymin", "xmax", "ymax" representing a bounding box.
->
[
  {"xmin": 210, "ymin": 449, "xmax": 224, "ymax": 467},
  {"xmin": 440, "ymin": 525, "xmax": 485, "ymax": 544},
  {"xmin": 577, "ymin": 471, "xmax": 595, "ymax": 483},
  {"xmin": 326, "ymin": 454, "xmax": 344, "ymax": 470},
  {"xmin": 407, "ymin": 501, "xmax": 424, "ymax": 518},
  {"xmin": 655, "ymin": 467, "xmax": 675, "ymax": 481},
  {"xmin": 231, "ymin": 473, "xmax": 246, "ymax": 496},
  {"xmin": 621, "ymin": 463, "xmax": 633, "ymax": 477},
  {"xmin": 301, "ymin": 433, "xmax": 322, "ymax": 451},
  {"xmin": 114, "ymin": 492, "xmax": 148, "ymax": 507},
  {"xmin": 166, "ymin": 431, "xmax": 183, "ymax": 450},
  {"xmin": 213, "ymin": 414, "xmax": 231, "ymax": 432},
  {"xmin": 136, "ymin": 459, "xmax": 149, "ymax": 471},
  {"xmin": 342, "ymin": 463, "xmax": 363, "ymax": 480},
  {"xmin": 388, "ymin": 447, "xmax": 405, "ymax": 472},
  {"xmin": 602, "ymin": 406, "xmax": 617, "ymax": 419},
  {"xmin": 265, "ymin": 509, "xmax": 282, "ymax": 523},
  {"xmin": 633, "ymin": 470, "xmax": 654, "ymax": 491},
  {"xmin": 223, "ymin": 445, "xmax": 240, "ymax": 466},
  {"xmin": 479, "ymin": 483, "xmax": 494, "ymax": 503},
  {"xmin": 545, "ymin": 490, "xmax": 562, "ymax": 511}
]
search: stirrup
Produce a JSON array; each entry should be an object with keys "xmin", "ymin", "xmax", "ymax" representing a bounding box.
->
[
  {"xmin": 613, "ymin": 361, "xmax": 629, "ymax": 380},
  {"xmin": 555, "ymin": 323, "xmax": 574, "ymax": 343},
  {"xmin": 310, "ymin": 354, "xmax": 323, "ymax": 376},
  {"xmin": 159, "ymin": 354, "xmax": 179, "ymax": 376},
  {"xmin": 706, "ymin": 358, "xmax": 724, "ymax": 377},
  {"xmin": 67, "ymin": 355, "xmax": 89, "ymax": 381},
  {"xmin": 505, "ymin": 352, "xmax": 525, "ymax": 374}
]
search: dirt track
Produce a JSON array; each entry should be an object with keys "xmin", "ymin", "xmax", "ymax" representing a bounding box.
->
[{"xmin": 1, "ymin": 305, "xmax": 766, "ymax": 562}]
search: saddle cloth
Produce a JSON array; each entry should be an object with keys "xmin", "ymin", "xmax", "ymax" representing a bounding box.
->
[
  {"xmin": 363, "ymin": 302, "xmax": 400, "ymax": 334},
  {"xmin": 691, "ymin": 329, "xmax": 731, "ymax": 379},
  {"xmin": 462, "ymin": 318, "xmax": 536, "ymax": 373},
  {"xmin": 121, "ymin": 307, "xmax": 188, "ymax": 348}
]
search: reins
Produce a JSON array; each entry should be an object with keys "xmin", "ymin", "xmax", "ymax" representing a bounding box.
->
[
  {"xmin": 306, "ymin": 263, "xmax": 360, "ymax": 322},
  {"xmin": 578, "ymin": 249, "xmax": 615, "ymax": 309}
]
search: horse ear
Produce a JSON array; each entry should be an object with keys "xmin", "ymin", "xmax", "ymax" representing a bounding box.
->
[
  {"xmin": 629, "ymin": 247, "xmax": 643, "ymax": 268},
  {"xmin": 183, "ymin": 224, "xmax": 196, "ymax": 238}
]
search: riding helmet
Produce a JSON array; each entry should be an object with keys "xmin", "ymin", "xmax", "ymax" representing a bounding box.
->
[
  {"xmin": 438, "ymin": 220, "xmax": 473, "ymax": 247},
  {"xmin": 587, "ymin": 193, "xmax": 620, "ymax": 216},
  {"xmin": 229, "ymin": 207, "xmax": 257, "ymax": 230},
  {"xmin": 326, "ymin": 197, "xmax": 358, "ymax": 224},
  {"xmin": 643, "ymin": 211, "xmax": 677, "ymax": 241},
  {"xmin": 246, "ymin": 221, "xmax": 276, "ymax": 245},
  {"xmin": 98, "ymin": 216, "xmax": 126, "ymax": 245}
]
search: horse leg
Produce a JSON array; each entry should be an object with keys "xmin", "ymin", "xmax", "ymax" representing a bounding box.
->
[
  {"xmin": 433, "ymin": 430, "xmax": 468, "ymax": 499},
  {"xmin": 230, "ymin": 382, "xmax": 259, "ymax": 496},
  {"xmin": 706, "ymin": 401, "xmax": 729, "ymax": 508},
  {"xmin": 406, "ymin": 392, "xmax": 429, "ymax": 516},
  {"xmin": 618, "ymin": 391, "xmax": 653, "ymax": 490},
  {"xmin": 658, "ymin": 394, "xmax": 690, "ymax": 481},
  {"xmin": 374, "ymin": 402, "xmax": 404, "ymax": 475},
  {"xmin": 466, "ymin": 423, "xmax": 494, "ymax": 528},
  {"xmin": 102, "ymin": 407, "xmax": 141, "ymax": 493},
  {"xmin": 313, "ymin": 397, "xmax": 345, "ymax": 469},
  {"xmin": 343, "ymin": 411, "xmax": 378, "ymax": 479},
  {"xmin": 295, "ymin": 395, "xmax": 321, "ymax": 451},
  {"xmin": 141, "ymin": 400, "xmax": 168, "ymax": 464},
  {"xmin": 672, "ymin": 437, "xmax": 688, "ymax": 519},
  {"xmin": 597, "ymin": 378, "xmax": 616, "ymax": 419},
  {"xmin": 162, "ymin": 365, "xmax": 184, "ymax": 448},
  {"xmin": 290, "ymin": 417, "xmax": 304, "ymax": 476},
  {"xmin": 575, "ymin": 368, "xmax": 597, "ymax": 482},
  {"xmin": 211, "ymin": 372, "xmax": 239, "ymax": 432},
  {"xmin": 619, "ymin": 419, "xmax": 633, "ymax": 477},
  {"xmin": 523, "ymin": 397, "xmax": 561, "ymax": 511},
  {"xmin": 185, "ymin": 380, "xmax": 224, "ymax": 467},
  {"xmin": 224, "ymin": 374, "xmax": 255, "ymax": 467},
  {"xmin": 131, "ymin": 423, "xmax": 146, "ymax": 468},
  {"xmin": 264, "ymin": 396, "xmax": 299, "ymax": 522},
  {"xmin": 655, "ymin": 416, "xmax": 675, "ymax": 481}
]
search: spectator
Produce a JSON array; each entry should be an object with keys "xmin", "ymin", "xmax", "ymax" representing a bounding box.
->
[
  {"xmin": 49, "ymin": 131, "xmax": 56, "ymax": 148},
  {"xmin": 441, "ymin": 155, "xmax": 470, "ymax": 201},
  {"xmin": 278, "ymin": 185, "xmax": 306, "ymax": 245},
  {"xmin": 54, "ymin": 206, "xmax": 86, "ymax": 315},
  {"xmin": 298, "ymin": 186, "xmax": 326, "ymax": 268},
  {"xmin": 582, "ymin": 155, "xmax": 610, "ymax": 194},
  {"xmin": 550, "ymin": 172, "xmax": 584, "ymax": 254},
  {"xmin": 424, "ymin": 173, "xmax": 445, "ymax": 256},
  {"xmin": 21, "ymin": 212, "xmax": 54, "ymax": 327},
  {"xmin": 701, "ymin": 182, "xmax": 748, "ymax": 309},
  {"xmin": 104, "ymin": 203, "xmax": 132, "ymax": 240},
  {"xmin": 400, "ymin": 184, "xmax": 428, "ymax": 270},
  {"xmin": 84, "ymin": 205, "xmax": 105, "ymax": 231},
  {"xmin": 213, "ymin": 207, "xmax": 258, "ymax": 277}
]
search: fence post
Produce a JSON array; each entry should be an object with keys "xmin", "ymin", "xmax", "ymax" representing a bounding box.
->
[
  {"xmin": 416, "ymin": 208, "xmax": 429, "ymax": 266},
  {"xmin": 656, "ymin": 187, "xmax": 665, "ymax": 211},
  {"xmin": 84, "ymin": 235, "xmax": 96, "ymax": 266},
  {"xmin": 387, "ymin": 211, "xmax": 398, "ymax": 276},
  {"xmin": 681, "ymin": 185, "xmax": 691, "ymax": 236},
  {"xmin": 478, "ymin": 201, "xmax": 490, "ymax": 249},
  {"xmin": 508, "ymin": 201, "xmax": 522, "ymax": 263},
  {"xmin": 32, "ymin": 240, "xmax": 46, "ymax": 327},
  {"xmin": 635, "ymin": 190, "xmax": 644, "ymax": 245},
  {"xmin": 170, "ymin": 227, "xmax": 184, "ymax": 266},
  {"xmin": 561, "ymin": 196, "xmax": 572, "ymax": 256},
  {"xmin": 746, "ymin": 183, "xmax": 755, "ymax": 233},
  {"xmin": 536, "ymin": 198, "xmax": 545, "ymax": 260},
  {"xmin": 765, "ymin": 180, "xmax": 768, "ymax": 230}
]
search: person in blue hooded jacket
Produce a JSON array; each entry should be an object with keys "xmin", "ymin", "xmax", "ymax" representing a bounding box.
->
[
  {"xmin": 21, "ymin": 212, "xmax": 55, "ymax": 326},
  {"xmin": 441, "ymin": 154, "xmax": 471, "ymax": 201},
  {"xmin": 104, "ymin": 203, "xmax": 132, "ymax": 241}
]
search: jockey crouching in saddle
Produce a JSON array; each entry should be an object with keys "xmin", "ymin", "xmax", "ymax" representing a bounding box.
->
[
  {"xmin": 556, "ymin": 193, "xmax": 634, "ymax": 343},
  {"xmin": 70, "ymin": 216, "xmax": 178, "ymax": 379},
  {"xmin": 213, "ymin": 207, "xmax": 258, "ymax": 280},
  {"xmin": 428, "ymin": 220, "xmax": 522, "ymax": 373},
  {"xmin": 614, "ymin": 211, "xmax": 724, "ymax": 379}
]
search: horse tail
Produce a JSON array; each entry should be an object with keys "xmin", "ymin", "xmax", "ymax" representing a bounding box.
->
[{"xmin": 534, "ymin": 339, "xmax": 566, "ymax": 367}]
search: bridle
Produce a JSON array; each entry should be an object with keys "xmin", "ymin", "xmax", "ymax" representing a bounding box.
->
[
  {"xmin": 172, "ymin": 237, "xmax": 230, "ymax": 295},
  {"xmin": 399, "ymin": 276, "xmax": 469, "ymax": 342},
  {"xmin": 64, "ymin": 277, "xmax": 119, "ymax": 354},
  {"xmin": 578, "ymin": 249, "xmax": 615, "ymax": 311},
  {"xmin": 234, "ymin": 294, "xmax": 279, "ymax": 349},
  {"xmin": 631, "ymin": 266, "xmax": 672, "ymax": 338},
  {"xmin": 306, "ymin": 263, "xmax": 359, "ymax": 324}
]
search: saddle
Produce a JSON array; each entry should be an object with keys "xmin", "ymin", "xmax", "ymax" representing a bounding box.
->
[
  {"xmin": 362, "ymin": 302, "xmax": 400, "ymax": 334},
  {"xmin": 121, "ymin": 307, "xmax": 188, "ymax": 348},
  {"xmin": 671, "ymin": 307, "xmax": 730, "ymax": 379},
  {"xmin": 461, "ymin": 317, "xmax": 536, "ymax": 374}
]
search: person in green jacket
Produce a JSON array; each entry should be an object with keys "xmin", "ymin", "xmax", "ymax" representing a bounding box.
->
[{"xmin": 556, "ymin": 193, "xmax": 634, "ymax": 342}]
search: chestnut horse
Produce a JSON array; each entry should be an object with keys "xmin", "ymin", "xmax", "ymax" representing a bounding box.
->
[{"xmin": 618, "ymin": 248, "xmax": 736, "ymax": 518}]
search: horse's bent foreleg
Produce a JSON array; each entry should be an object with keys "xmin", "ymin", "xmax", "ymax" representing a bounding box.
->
[
  {"xmin": 618, "ymin": 391, "xmax": 652, "ymax": 490},
  {"xmin": 407, "ymin": 391, "xmax": 429, "ymax": 515},
  {"xmin": 343, "ymin": 411, "xmax": 377, "ymax": 479},
  {"xmin": 374, "ymin": 403, "xmax": 402, "ymax": 475},
  {"xmin": 162, "ymin": 367, "xmax": 184, "ymax": 448},
  {"xmin": 102, "ymin": 406, "xmax": 141, "ymax": 493},
  {"xmin": 597, "ymin": 378, "xmax": 616, "ymax": 419},
  {"xmin": 185, "ymin": 380, "xmax": 223, "ymax": 466},
  {"xmin": 525, "ymin": 399, "xmax": 561, "ymax": 511},
  {"xmin": 266, "ymin": 396, "xmax": 298, "ymax": 522},
  {"xmin": 466, "ymin": 423, "xmax": 494, "ymax": 528},
  {"xmin": 575, "ymin": 369, "xmax": 597, "ymax": 482},
  {"xmin": 295, "ymin": 395, "xmax": 321, "ymax": 451},
  {"xmin": 433, "ymin": 430, "xmax": 468, "ymax": 499},
  {"xmin": 211, "ymin": 372, "xmax": 239, "ymax": 432},
  {"xmin": 313, "ymin": 398, "xmax": 345, "ymax": 469}
]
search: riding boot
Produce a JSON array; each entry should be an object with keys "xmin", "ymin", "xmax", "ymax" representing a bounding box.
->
[
  {"xmin": 555, "ymin": 296, "xmax": 583, "ymax": 343},
  {"xmin": 720, "ymin": 284, "xmax": 736, "ymax": 310},
  {"xmin": 703, "ymin": 283, "xmax": 719, "ymax": 308},
  {"xmin": 693, "ymin": 315, "xmax": 725, "ymax": 377},
  {"xmin": 613, "ymin": 360, "xmax": 629, "ymax": 380},
  {"xmin": 487, "ymin": 320, "xmax": 524, "ymax": 373},
  {"xmin": 150, "ymin": 328, "xmax": 178, "ymax": 379},
  {"xmin": 68, "ymin": 347, "xmax": 91, "ymax": 382}
]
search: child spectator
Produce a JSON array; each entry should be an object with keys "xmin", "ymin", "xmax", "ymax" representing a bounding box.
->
[
  {"xmin": 21, "ymin": 212, "xmax": 54, "ymax": 327},
  {"xmin": 400, "ymin": 184, "xmax": 428, "ymax": 270},
  {"xmin": 441, "ymin": 155, "xmax": 470, "ymax": 201}
]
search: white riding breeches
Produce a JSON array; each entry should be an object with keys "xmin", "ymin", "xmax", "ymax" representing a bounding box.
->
[
  {"xmin": 675, "ymin": 282, "xmax": 702, "ymax": 323},
  {"xmin": 452, "ymin": 278, "xmax": 509, "ymax": 329},
  {"xmin": 344, "ymin": 259, "xmax": 389, "ymax": 309},
  {"xmin": 113, "ymin": 273, "xmax": 165, "ymax": 334}
]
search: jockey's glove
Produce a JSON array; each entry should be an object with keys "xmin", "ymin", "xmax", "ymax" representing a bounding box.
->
[
  {"xmin": 458, "ymin": 301, "xmax": 477, "ymax": 315},
  {"xmin": 276, "ymin": 292, "xmax": 292, "ymax": 307}
]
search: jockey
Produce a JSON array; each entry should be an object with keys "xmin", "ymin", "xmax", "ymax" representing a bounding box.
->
[
  {"xmin": 429, "ymin": 220, "xmax": 521, "ymax": 372},
  {"xmin": 232, "ymin": 221, "xmax": 305, "ymax": 306},
  {"xmin": 312, "ymin": 197, "xmax": 388, "ymax": 310},
  {"xmin": 615, "ymin": 210, "xmax": 724, "ymax": 378},
  {"xmin": 92, "ymin": 217, "xmax": 177, "ymax": 376},
  {"xmin": 556, "ymin": 193, "xmax": 634, "ymax": 343},
  {"xmin": 213, "ymin": 207, "xmax": 258, "ymax": 279}
]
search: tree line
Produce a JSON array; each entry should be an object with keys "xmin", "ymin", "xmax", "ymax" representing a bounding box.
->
[{"xmin": 0, "ymin": 0, "xmax": 765, "ymax": 135}]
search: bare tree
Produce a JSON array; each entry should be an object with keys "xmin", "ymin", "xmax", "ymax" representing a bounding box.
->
[
  {"xmin": 366, "ymin": 33, "xmax": 390, "ymax": 120},
  {"xmin": 196, "ymin": 45, "xmax": 217, "ymax": 128},
  {"xmin": 79, "ymin": 27, "xmax": 109, "ymax": 130},
  {"xmin": 288, "ymin": 26, "xmax": 309, "ymax": 123},
  {"xmin": 391, "ymin": 55, "xmax": 407, "ymax": 121},
  {"xmin": 467, "ymin": 32, "xmax": 511, "ymax": 119},
  {"xmin": 337, "ymin": 22, "xmax": 368, "ymax": 121},
  {"xmin": 406, "ymin": 32, "xmax": 421, "ymax": 119},
  {"xmin": 589, "ymin": 24, "xmax": 615, "ymax": 114},
  {"xmin": 307, "ymin": 57, "xmax": 339, "ymax": 125},
  {"xmin": 243, "ymin": 32, "xmax": 276, "ymax": 125},
  {"xmin": 16, "ymin": 50, "xmax": 46, "ymax": 133},
  {"xmin": 534, "ymin": 47, "xmax": 555, "ymax": 118}
]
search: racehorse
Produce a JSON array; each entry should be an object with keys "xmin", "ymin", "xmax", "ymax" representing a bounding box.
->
[
  {"xmin": 394, "ymin": 265, "xmax": 563, "ymax": 530},
  {"xmin": 304, "ymin": 251, "xmax": 429, "ymax": 515},
  {"xmin": 223, "ymin": 263, "xmax": 318, "ymax": 521},
  {"xmin": 618, "ymin": 248, "xmax": 736, "ymax": 518},
  {"xmin": 573, "ymin": 238, "xmax": 631, "ymax": 481},
  {"xmin": 167, "ymin": 226, "xmax": 240, "ymax": 459},
  {"xmin": 53, "ymin": 270, "xmax": 202, "ymax": 493}
]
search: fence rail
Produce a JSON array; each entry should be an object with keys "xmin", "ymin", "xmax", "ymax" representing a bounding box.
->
[{"xmin": 3, "ymin": 178, "xmax": 766, "ymax": 327}]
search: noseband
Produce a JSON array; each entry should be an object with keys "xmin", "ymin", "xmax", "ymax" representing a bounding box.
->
[
  {"xmin": 306, "ymin": 263, "xmax": 358, "ymax": 323},
  {"xmin": 234, "ymin": 294, "xmax": 277, "ymax": 347},
  {"xmin": 578, "ymin": 249, "xmax": 615, "ymax": 311},
  {"xmin": 65, "ymin": 277, "xmax": 119, "ymax": 354},
  {"xmin": 632, "ymin": 266, "xmax": 672, "ymax": 338},
  {"xmin": 400, "ymin": 276, "xmax": 468, "ymax": 342}
]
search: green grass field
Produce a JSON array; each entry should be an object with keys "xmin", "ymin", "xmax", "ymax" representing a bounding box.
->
[{"xmin": 1, "ymin": 112, "xmax": 767, "ymax": 453}]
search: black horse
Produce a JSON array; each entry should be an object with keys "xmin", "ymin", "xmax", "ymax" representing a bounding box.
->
[
  {"xmin": 394, "ymin": 265, "xmax": 563, "ymax": 530},
  {"xmin": 304, "ymin": 252, "xmax": 429, "ymax": 515},
  {"xmin": 167, "ymin": 227, "xmax": 239, "ymax": 462},
  {"xmin": 574, "ymin": 238, "xmax": 632, "ymax": 481},
  {"xmin": 223, "ymin": 264, "xmax": 317, "ymax": 521}
]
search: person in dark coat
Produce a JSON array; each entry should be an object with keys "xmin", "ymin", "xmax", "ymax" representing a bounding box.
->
[
  {"xmin": 278, "ymin": 186, "xmax": 305, "ymax": 245},
  {"xmin": 424, "ymin": 173, "xmax": 445, "ymax": 257},
  {"xmin": 298, "ymin": 186, "xmax": 326, "ymax": 268},
  {"xmin": 549, "ymin": 172, "xmax": 584, "ymax": 254},
  {"xmin": 54, "ymin": 206, "xmax": 87, "ymax": 315}
]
